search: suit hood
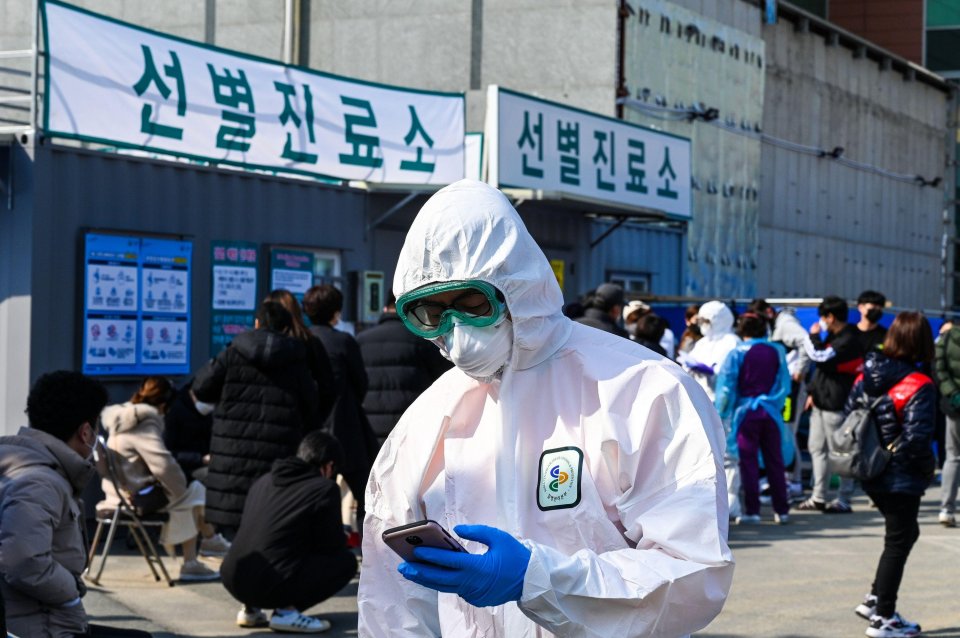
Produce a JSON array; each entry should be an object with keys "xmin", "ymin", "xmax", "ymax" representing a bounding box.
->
[
  {"xmin": 393, "ymin": 179, "xmax": 572, "ymax": 371},
  {"xmin": 0, "ymin": 426, "xmax": 95, "ymax": 494}
]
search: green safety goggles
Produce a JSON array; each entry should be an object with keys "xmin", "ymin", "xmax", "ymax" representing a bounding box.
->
[{"xmin": 396, "ymin": 280, "xmax": 505, "ymax": 339}]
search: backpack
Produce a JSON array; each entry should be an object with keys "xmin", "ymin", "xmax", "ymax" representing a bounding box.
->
[
  {"xmin": 829, "ymin": 372, "xmax": 928, "ymax": 481},
  {"xmin": 829, "ymin": 394, "xmax": 896, "ymax": 481}
]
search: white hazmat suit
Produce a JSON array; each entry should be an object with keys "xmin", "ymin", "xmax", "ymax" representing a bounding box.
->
[
  {"xmin": 682, "ymin": 300, "xmax": 742, "ymax": 519},
  {"xmin": 358, "ymin": 180, "xmax": 734, "ymax": 638}
]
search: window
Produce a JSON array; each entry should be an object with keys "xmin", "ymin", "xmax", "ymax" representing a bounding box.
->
[
  {"xmin": 928, "ymin": 0, "xmax": 960, "ymax": 27},
  {"xmin": 607, "ymin": 271, "xmax": 651, "ymax": 295}
]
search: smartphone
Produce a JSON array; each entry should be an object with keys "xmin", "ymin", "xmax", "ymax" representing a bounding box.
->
[{"xmin": 382, "ymin": 519, "xmax": 467, "ymax": 562}]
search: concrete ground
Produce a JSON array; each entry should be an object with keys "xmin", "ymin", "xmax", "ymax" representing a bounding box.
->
[{"xmin": 83, "ymin": 491, "xmax": 960, "ymax": 637}]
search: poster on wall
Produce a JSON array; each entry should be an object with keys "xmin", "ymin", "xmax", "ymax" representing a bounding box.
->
[
  {"xmin": 82, "ymin": 232, "xmax": 192, "ymax": 376},
  {"xmin": 270, "ymin": 248, "xmax": 315, "ymax": 299},
  {"xmin": 210, "ymin": 241, "xmax": 258, "ymax": 356}
]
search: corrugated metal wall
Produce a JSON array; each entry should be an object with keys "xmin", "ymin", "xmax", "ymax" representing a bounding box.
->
[
  {"xmin": 760, "ymin": 16, "xmax": 947, "ymax": 308},
  {"xmin": 29, "ymin": 143, "xmax": 372, "ymax": 384}
]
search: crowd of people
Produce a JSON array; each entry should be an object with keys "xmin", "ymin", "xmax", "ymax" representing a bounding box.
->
[
  {"xmin": 0, "ymin": 179, "xmax": 951, "ymax": 638},
  {"xmin": 565, "ymin": 284, "xmax": 943, "ymax": 638}
]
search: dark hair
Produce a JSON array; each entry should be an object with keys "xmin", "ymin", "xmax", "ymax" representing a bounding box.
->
[
  {"xmin": 257, "ymin": 300, "xmax": 295, "ymax": 334},
  {"xmin": 302, "ymin": 285, "xmax": 343, "ymax": 325},
  {"xmin": 131, "ymin": 376, "xmax": 175, "ymax": 411},
  {"xmin": 736, "ymin": 313, "xmax": 768, "ymax": 339},
  {"xmin": 746, "ymin": 299, "xmax": 772, "ymax": 315},
  {"xmin": 385, "ymin": 291, "xmax": 397, "ymax": 309},
  {"xmin": 818, "ymin": 295, "xmax": 849, "ymax": 323},
  {"xmin": 267, "ymin": 289, "xmax": 311, "ymax": 341},
  {"xmin": 26, "ymin": 371, "xmax": 109, "ymax": 442},
  {"xmin": 883, "ymin": 311, "xmax": 934, "ymax": 364},
  {"xmin": 635, "ymin": 313, "xmax": 666, "ymax": 342},
  {"xmin": 857, "ymin": 290, "xmax": 887, "ymax": 307},
  {"xmin": 684, "ymin": 304, "xmax": 701, "ymax": 322},
  {"xmin": 297, "ymin": 430, "xmax": 344, "ymax": 472}
]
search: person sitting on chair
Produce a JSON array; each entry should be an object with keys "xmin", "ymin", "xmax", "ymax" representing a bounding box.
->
[
  {"xmin": 222, "ymin": 431, "xmax": 357, "ymax": 633},
  {"xmin": 97, "ymin": 377, "xmax": 230, "ymax": 582}
]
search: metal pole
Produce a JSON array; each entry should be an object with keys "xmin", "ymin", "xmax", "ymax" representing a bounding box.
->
[
  {"xmin": 283, "ymin": 0, "xmax": 295, "ymax": 65},
  {"xmin": 30, "ymin": 0, "xmax": 39, "ymax": 132}
]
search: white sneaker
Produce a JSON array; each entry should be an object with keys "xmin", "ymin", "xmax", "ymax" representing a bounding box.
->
[
  {"xmin": 736, "ymin": 514, "xmax": 761, "ymax": 525},
  {"xmin": 865, "ymin": 611, "xmax": 920, "ymax": 637},
  {"xmin": 269, "ymin": 611, "xmax": 331, "ymax": 633},
  {"xmin": 774, "ymin": 513, "xmax": 790, "ymax": 525},
  {"xmin": 939, "ymin": 510, "xmax": 956, "ymax": 527},
  {"xmin": 237, "ymin": 606, "xmax": 269, "ymax": 628},
  {"xmin": 179, "ymin": 559, "xmax": 220, "ymax": 582},
  {"xmin": 200, "ymin": 532, "xmax": 232, "ymax": 557},
  {"xmin": 855, "ymin": 593, "xmax": 878, "ymax": 620}
]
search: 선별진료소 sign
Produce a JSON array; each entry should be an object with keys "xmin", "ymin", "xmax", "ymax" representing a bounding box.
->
[{"xmin": 42, "ymin": 0, "xmax": 465, "ymax": 185}]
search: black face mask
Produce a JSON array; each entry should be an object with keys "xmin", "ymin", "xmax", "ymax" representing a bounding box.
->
[{"xmin": 865, "ymin": 307, "xmax": 883, "ymax": 324}]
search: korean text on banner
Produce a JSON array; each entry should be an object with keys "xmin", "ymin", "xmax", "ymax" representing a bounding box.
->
[
  {"xmin": 42, "ymin": 0, "xmax": 465, "ymax": 185},
  {"xmin": 487, "ymin": 86, "xmax": 691, "ymax": 219}
]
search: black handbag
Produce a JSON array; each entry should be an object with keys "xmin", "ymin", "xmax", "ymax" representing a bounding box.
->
[{"xmin": 130, "ymin": 483, "xmax": 169, "ymax": 516}]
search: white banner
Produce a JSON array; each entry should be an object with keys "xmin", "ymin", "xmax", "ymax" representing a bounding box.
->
[
  {"xmin": 487, "ymin": 86, "xmax": 691, "ymax": 219},
  {"xmin": 42, "ymin": 0, "xmax": 465, "ymax": 185}
]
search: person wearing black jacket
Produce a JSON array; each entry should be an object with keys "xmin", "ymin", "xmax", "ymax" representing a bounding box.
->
[
  {"xmin": 303, "ymin": 285, "xmax": 379, "ymax": 533},
  {"xmin": 222, "ymin": 431, "xmax": 356, "ymax": 633},
  {"xmin": 192, "ymin": 301, "xmax": 319, "ymax": 530},
  {"xmin": 356, "ymin": 294, "xmax": 452, "ymax": 446},
  {"xmin": 163, "ymin": 379, "xmax": 213, "ymax": 480},
  {"xmin": 847, "ymin": 313, "xmax": 935, "ymax": 638},
  {"xmin": 797, "ymin": 296, "xmax": 865, "ymax": 514},
  {"xmin": 574, "ymin": 282, "xmax": 629, "ymax": 339}
]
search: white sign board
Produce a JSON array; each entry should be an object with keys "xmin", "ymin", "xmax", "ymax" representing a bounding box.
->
[
  {"xmin": 487, "ymin": 86, "xmax": 691, "ymax": 219},
  {"xmin": 42, "ymin": 0, "xmax": 465, "ymax": 185}
]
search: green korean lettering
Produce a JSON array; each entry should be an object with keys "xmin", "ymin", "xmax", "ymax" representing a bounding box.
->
[
  {"xmin": 338, "ymin": 96, "xmax": 383, "ymax": 168},
  {"xmin": 626, "ymin": 139, "xmax": 648, "ymax": 194},
  {"xmin": 132, "ymin": 45, "xmax": 185, "ymax": 140},
  {"xmin": 592, "ymin": 130, "xmax": 615, "ymax": 192},
  {"xmin": 274, "ymin": 81, "xmax": 318, "ymax": 164},
  {"xmin": 399, "ymin": 105, "xmax": 435, "ymax": 173},
  {"xmin": 657, "ymin": 146, "xmax": 679, "ymax": 200},
  {"xmin": 207, "ymin": 64, "xmax": 256, "ymax": 152},
  {"xmin": 517, "ymin": 110, "xmax": 544, "ymax": 178},
  {"xmin": 557, "ymin": 120, "xmax": 580, "ymax": 186}
]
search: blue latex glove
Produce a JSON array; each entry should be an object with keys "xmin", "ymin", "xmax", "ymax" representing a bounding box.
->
[
  {"xmin": 397, "ymin": 524, "xmax": 531, "ymax": 607},
  {"xmin": 688, "ymin": 361, "xmax": 715, "ymax": 376}
]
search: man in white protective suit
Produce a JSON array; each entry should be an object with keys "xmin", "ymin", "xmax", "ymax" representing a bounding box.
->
[
  {"xmin": 357, "ymin": 180, "xmax": 734, "ymax": 638},
  {"xmin": 680, "ymin": 300, "xmax": 743, "ymax": 521}
]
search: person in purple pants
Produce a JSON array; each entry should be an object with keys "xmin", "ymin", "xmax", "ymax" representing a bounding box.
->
[{"xmin": 715, "ymin": 313, "xmax": 794, "ymax": 524}]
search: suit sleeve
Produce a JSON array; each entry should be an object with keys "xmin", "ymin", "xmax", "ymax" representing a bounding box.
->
[
  {"xmin": 518, "ymin": 367, "xmax": 734, "ymax": 637},
  {"xmin": 135, "ymin": 423, "xmax": 188, "ymax": 501},
  {"xmin": 899, "ymin": 382, "xmax": 936, "ymax": 458},
  {"xmin": 308, "ymin": 337, "xmax": 337, "ymax": 425},
  {"xmin": 192, "ymin": 350, "xmax": 228, "ymax": 403},
  {"xmin": 344, "ymin": 335, "xmax": 370, "ymax": 402},
  {"xmin": 935, "ymin": 333, "xmax": 959, "ymax": 399},
  {"xmin": 0, "ymin": 477, "xmax": 82, "ymax": 606}
]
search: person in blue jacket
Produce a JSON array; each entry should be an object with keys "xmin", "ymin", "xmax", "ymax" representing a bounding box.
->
[{"xmin": 715, "ymin": 312, "xmax": 793, "ymax": 525}]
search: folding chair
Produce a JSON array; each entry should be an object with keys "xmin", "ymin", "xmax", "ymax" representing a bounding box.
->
[{"xmin": 85, "ymin": 445, "xmax": 174, "ymax": 587}]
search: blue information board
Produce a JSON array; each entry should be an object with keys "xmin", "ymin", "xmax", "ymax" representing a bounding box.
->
[{"xmin": 82, "ymin": 233, "xmax": 192, "ymax": 376}]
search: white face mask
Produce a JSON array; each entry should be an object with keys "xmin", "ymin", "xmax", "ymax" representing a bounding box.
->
[
  {"xmin": 699, "ymin": 321, "xmax": 715, "ymax": 338},
  {"xmin": 441, "ymin": 316, "xmax": 514, "ymax": 381}
]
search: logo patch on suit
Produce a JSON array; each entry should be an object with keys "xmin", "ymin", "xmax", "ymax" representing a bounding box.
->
[{"xmin": 537, "ymin": 447, "xmax": 583, "ymax": 511}]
